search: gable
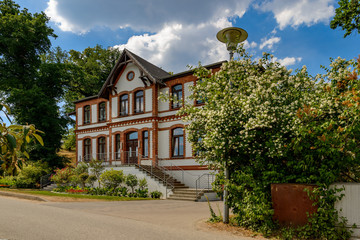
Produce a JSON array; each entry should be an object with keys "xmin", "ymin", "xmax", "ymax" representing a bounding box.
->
[{"xmin": 114, "ymin": 63, "xmax": 145, "ymax": 93}]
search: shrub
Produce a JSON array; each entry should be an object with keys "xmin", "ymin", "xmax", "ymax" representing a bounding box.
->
[
  {"xmin": 100, "ymin": 169, "xmax": 124, "ymax": 190},
  {"xmin": 51, "ymin": 167, "xmax": 73, "ymax": 185},
  {"xmin": 0, "ymin": 176, "xmax": 16, "ymax": 187},
  {"xmin": 125, "ymin": 174, "xmax": 138, "ymax": 194},
  {"xmin": 86, "ymin": 175, "xmax": 97, "ymax": 187},
  {"xmin": 138, "ymin": 177, "xmax": 148, "ymax": 190},
  {"xmin": 136, "ymin": 188, "xmax": 148, "ymax": 198},
  {"xmin": 150, "ymin": 190, "xmax": 162, "ymax": 199},
  {"xmin": 89, "ymin": 159, "xmax": 104, "ymax": 187},
  {"xmin": 15, "ymin": 162, "xmax": 49, "ymax": 188}
]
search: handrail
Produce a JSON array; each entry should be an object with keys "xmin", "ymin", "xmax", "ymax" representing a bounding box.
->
[
  {"xmin": 40, "ymin": 173, "xmax": 53, "ymax": 188},
  {"xmin": 195, "ymin": 173, "xmax": 215, "ymax": 198}
]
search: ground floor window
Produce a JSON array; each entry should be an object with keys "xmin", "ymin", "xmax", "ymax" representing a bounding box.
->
[
  {"xmin": 98, "ymin": 137, "xmax": 106, "ymax": 161},
  {"xmin": 143, "ymin": 131, "xmax": 148, "ymax": 157},
  {"xmin": 84, "ymin": 138, "xmax": 91, "ymax": 162},
  {"xmin": 172, "ymin": 128, "xmax": 184, "ymax": 157}
]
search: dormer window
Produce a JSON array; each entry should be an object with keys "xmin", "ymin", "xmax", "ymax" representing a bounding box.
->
[
  {"xmin": 119, "ymin": 94, "xmax": 128, "ymax": 116},
  {"xmin": 84, "ymin": 105, "xmax": 90, "ymax": 124},
  {"xmin": 98, "ymin": 102, "xmax": 106, "ymax": 122},
  {"xmin": 134, "ymin": 90, "xmax": 144, "ymax": 113}
]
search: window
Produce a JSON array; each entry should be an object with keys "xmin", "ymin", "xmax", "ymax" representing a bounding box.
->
[
  {"xmin": 143, "ymin": 131, "xmax": 148, "ymax": 157},
  {"xmin": 134, "ymin": 90, "xmax": 144, "ymax": 113},
  {"xmin": 115, "ymin": 134, "xmax": 121, "ymax": 160},
  {"xmin": 119, "ymin": 94, "xmax": 128, "ymax": 116},
  {"xmin": 126, "ymin": 71, "xmax": 135, "ymax": 81},
  {"xmin": 84, "ymin": 105, "xmax": 90, "ymax": 124},
  {"xmin": 98, "ymin": 137, "xmax": 106, "ymax": 161},
  {"xmin": 84, "ymin": 138, "xmax": 91, "ymax": 162},
  {"xmin": 172, "ymin": 84, "xmax": 182, "ymax": 109},
  {"xmin": 98, "ymin": 102, "xmax": 106, "ymax": 122},
  {"xmin": 172, "ymin": 128, "xmax": 184, "ymax": 157}
]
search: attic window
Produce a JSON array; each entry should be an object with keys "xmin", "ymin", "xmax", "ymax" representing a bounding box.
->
[{"xmin": 126, "ymin": 71, "xmax": 135, "ymax": 81}]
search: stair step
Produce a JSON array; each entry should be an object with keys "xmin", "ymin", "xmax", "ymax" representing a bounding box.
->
[
  {"xmin": 170, "ymin": 193, "xmax": 199, "ymax": 198},
  {"xmin": 167, "ymin": 196, "xmax": 198, "ymax": 201}
]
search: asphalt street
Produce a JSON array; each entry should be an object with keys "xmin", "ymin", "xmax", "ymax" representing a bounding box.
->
[{"xmin": 0, "ymin": 196, "xmax": 254, "ymax": 240}]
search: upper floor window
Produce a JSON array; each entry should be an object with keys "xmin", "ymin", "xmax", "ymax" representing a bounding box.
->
[
  {"xmin": 84, "ymin": 138, "xmax": 91, "ymax": 162},
  {"xmin": 98, "ymin": 137, "xmax": 106, "ymax": 161},
  {"xmin": 84, "ymin": 105, "xmax": 90, "ymax": 124},
  {"xmin": 134, "ymin": 90, "xmax": 144, "ymax": 113},
  {"xmin": 172, "ymin": 127, "xmax": 184, "ymax": 157},
  {"xmin": 143, "ymin": 131, "xmax": 149, "ymax": 158},
  {"xmin": 172, "ymin": 84, "xmax": 182, "ymax": 109},
  {"xmin": 119, "ymin": 94, "xmax": 128, "ymax": 116},
  {"xmin": 98, "ymin": 102, "xmax": 106, "ymax": 122}
]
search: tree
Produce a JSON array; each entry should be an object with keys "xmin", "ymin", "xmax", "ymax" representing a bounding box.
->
[
  {"xmin": 63, "ymin": 127, "xmax": 76, "ymax": 151},
  {"xmin": 0, "ymin": 1, "xmax": 69, "ymax": 168},
  {"xmin": 175, "ymin": 47, "xmax": 360, "ymax": 237},
  {"xmin": 330, "ymin": 0, "xmax": 360, "ymax": 37},
  {"xmin": 125, "ymin": 174, "xmax": 138, "ymax": 194},
  {"xmin": 100, "ymin": 169, "xmax": 124, "ymax": 191},
  {"xmin": 62, "ymin": 45, "xmax": 121, "ymax": 114},
  {"xmin": 0, "ymin": 103, "xmax": 44, "ymax": 175}
]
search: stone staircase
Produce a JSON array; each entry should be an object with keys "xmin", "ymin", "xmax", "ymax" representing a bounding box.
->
[
  {"xmin": 42, "ymin": 183, "xmax": 58, "ymax": 191},
  {"xmin": 136, "ymin": 165, "xmax": 217, "ymax": 201}
]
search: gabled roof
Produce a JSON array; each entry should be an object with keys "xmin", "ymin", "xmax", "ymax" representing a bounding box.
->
[{"xmin": 98, "ymin": 49, "xmax": 170, "ymax": 99}]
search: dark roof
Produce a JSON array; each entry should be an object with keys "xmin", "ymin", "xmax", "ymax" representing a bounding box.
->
[{"xmin": 75, "ymin": 49, "xmax": 226, "ymax": 104}]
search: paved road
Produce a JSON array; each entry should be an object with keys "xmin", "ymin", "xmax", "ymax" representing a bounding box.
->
[{"xmin": 0, "ymin": 196, "xmax": 254, "ymax": 240}]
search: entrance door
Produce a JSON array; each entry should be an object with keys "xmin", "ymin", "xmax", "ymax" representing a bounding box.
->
[{"xmin": 126, "ymin": 132, "xmax": 138, "ymax": 164}]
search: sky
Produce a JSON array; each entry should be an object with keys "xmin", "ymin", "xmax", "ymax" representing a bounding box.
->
[{"xmin": 10, "ymin": 0, "xmax": 360, "ymax": 76}]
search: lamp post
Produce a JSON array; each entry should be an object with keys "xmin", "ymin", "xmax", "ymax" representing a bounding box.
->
[{"xmin": 216, "ymin": 27, "xmax": 248, "ymax": 224}]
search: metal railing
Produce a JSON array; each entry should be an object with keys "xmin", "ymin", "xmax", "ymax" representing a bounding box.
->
[
  {"xmin": 40, "ymin": 173, "xmax": 53, "ymax": 188},
  {"xmin": 195, "ymin": 173, "xmax": 215, "ymax": 198}
]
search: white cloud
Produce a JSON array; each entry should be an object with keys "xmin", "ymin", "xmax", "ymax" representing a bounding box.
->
[
  {"xmin": 258, "ymin": 0, "xmax": 335, "ymax": 30},
  {"xmin": 274, "ymin": 57, "xmax": 302, "ymax": 66},
  {"xmin": 45, "ymin": 0, "xmax": 252, "ymax": 34},
  {"xmin": 259, "ymin": 36, "xmax": 281, "ymax": 50}
]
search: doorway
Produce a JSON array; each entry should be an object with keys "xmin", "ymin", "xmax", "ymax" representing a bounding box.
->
[{"xmin": 126, "ymin": 131, "xmax": 138, "ymax": 164}]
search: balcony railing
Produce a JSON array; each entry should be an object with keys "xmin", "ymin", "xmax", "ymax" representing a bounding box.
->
[{"xmin": 79, "ymin": 151, "xmax": 150, "ymax": 166}]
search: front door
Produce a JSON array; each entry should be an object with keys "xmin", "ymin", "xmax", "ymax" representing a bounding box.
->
[{"xmin": 126, "ymin": 132, "xmax": 138, "ymax": 164}]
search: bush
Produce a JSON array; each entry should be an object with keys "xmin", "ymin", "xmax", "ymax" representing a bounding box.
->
[
  {"xmin": 51, "ymin": 167, "xmax": 73, "ymax": 185},
  {"xmin": 150, "ymin": 190, "xmax": 162, "ymax": 199},
  {"xmin": 138, "ymin": 177, "xmax": 148, "ymax": 190},
  {"xmin": 125, "ymin": 174, "xmax": 138, "ymax": 193},
  {"xmin": 0, "ymin": 176, "xmax": 16, "ymax": 187},
  {"xmin": 100, "ymin": 169, "xmax": 124, "ymax": 190},
  {"xmin": 136, "ymin": 188, "xmax": 148, "ymax": 198},
  {"xmin": 15, "ymin": 162, "xmax": 49, "ymax": 188}
]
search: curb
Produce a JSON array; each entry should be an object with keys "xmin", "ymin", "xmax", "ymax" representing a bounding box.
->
[{"xmin": 0, "ymin": 190, "xmax": 48, "ymax": 202}]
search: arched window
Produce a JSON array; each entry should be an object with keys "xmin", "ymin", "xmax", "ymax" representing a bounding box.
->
[
  {"xmin": 172, "ymin": 127, "xmax": 184, "ymax": 157},
  {"xmin": 171, "ymin": 84, "xmax": 182, "ymax": 109},
  {"xmin": 84, "ymin": 105, "xmax": 91, "ymax": 124},
  {"xmin": 119, "ymin": 94, "xmax": 128, "ymax": 116},
  {"xmin": 84, "ymin": 138, "xmax": 91, "ymax": 162},
  {"xmin": 98, "ymin": 137, "xmax": 106, "ymax": 161},
  {"xmin": 143, "ymin": 131, "xmax": 149, "ymax": 157},
  {"xmin": 134, "ymin": 90, "xmax": 144, "ymax": 113},
  {"xmin": 115, "ymin": 134, "xmax": 121, "ymax": 160},
  {"xmin": 98, "ymin": 102, "xmax": 106, "ymax": 122}
]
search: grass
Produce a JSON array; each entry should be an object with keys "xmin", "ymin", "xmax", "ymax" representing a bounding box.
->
[{"xmin": 0, "ymin": 188, "xmax": 152, "ymax": 201}]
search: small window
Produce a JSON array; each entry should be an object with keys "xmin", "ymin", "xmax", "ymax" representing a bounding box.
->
[
  {"xmin": 119, "ymin": 94, "xmax": 128, "ymax": 116},
  {"xmin": 84, "ymin": 138, "xmax": 91, "ymax": 162},
  {"xmin": 134, "ymin": 90, "xmax": 144, "ymax": 113},
  {"xmin": 98, "ymin": 102, "xmax": 106, "ymax": 122},
  {"xmin": 84, "ymin": 105, "xmax": 90, "ymax": 124},
  {"xmin": 172, "ymin": 127, "xmax": 184, "ymax": 157},
  {"xmin": 143, "ymin": 131, "xmax": 149, "ymax": 157},
  {"xmin": 172, "ymin": 84, "xmax": 182, "ymax": 109},
  {"xmin": 115, "ymin": 134, "xmax": 121, "ymax": 160},
  {"xmin": 98, "ymin": 137, "xmax": 106, "ymax": 161},
  {"xmin": 126, "ymin": 71, "xmax": 135, "ymax": 81}
]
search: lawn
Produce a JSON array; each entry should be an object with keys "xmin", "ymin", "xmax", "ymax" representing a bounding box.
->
[{"xmin": 0, "ymin": 188, "xmax": 152, "ymax": 201}]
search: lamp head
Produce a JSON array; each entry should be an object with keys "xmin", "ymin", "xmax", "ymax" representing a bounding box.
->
[{"xmin": 216, "ymin": 27, "xmax": 248, "ymax": 52}]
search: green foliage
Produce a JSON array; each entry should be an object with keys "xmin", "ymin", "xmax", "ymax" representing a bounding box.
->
[
  {"xmin": 125, "ymin": 174, "xmax": 138, "ymax": 194},
  {"xmin": 15, "ymin": 162, "xmax": 49, "ymax": 188},
  {"xmin": 63, "ymin": 128, "xmax": 76, "ymax": 151},
  {"xmin": 0, "ymin": 103, "xmax": 44, "ymax": 175},
  {"xmin": 0, "ymin": 176, "xmax": 16, "ymax": 187},
  {"xmin": 50, "ymin": 167, "xmax": 73, "ymax": 185},
  {"xmin": 138, "ymin": 177, "xmax": 148, "ymax": 190},
  {"xmin": 173, "ymin": 47, "xmax": 360, "ymax": 238},
  {"xmin": 150, "ymin": 190, "xmax": 162, "ymax": 199},
  {"xmin": 100, "ymin": 169, "xmax": 124, "ymax": 190},
  {"xmin": 86, "ymin": 175, "xmax": 97, "ymax": 187},
  {"xmin": 89, "ymin": 159, "xmax": 105, "ymax": 187},
  {"xmin": 0, "ymin": 1, "xmax": 68, "ymax": 169},
  {"xmin": 330, "ymin": 0, "xmax": 360, "ymax": 37},
  {"xmin": 62, "ymin": 45, "xmax": 122, "ymax": 114},
  {"xmin": 205, "ymin": 195, "xmax": 222, "ymax": 223}
]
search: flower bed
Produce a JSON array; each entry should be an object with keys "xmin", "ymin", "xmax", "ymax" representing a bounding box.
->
[{"xmin": 0, "ymin": 184, "xmax": 10, "ymax": 188}]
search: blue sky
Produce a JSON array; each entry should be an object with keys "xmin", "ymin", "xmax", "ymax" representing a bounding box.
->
[{"xmin": 13, "ymin": 0, "xmax": 360, "ymax": 77}]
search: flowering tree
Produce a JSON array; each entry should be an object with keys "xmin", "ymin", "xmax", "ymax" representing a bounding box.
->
[{"xmin": 176, "ymin": 47, "xmax": 360, "ymax": 236}]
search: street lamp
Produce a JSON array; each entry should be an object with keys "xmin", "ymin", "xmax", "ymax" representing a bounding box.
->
[
  {"xmin": 216, "ymin": 27, "xmax": 248, "ymax": 60},
  {"xmin": 216, "ymin": 27, "xmax": 248, "ymax": 224}
]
